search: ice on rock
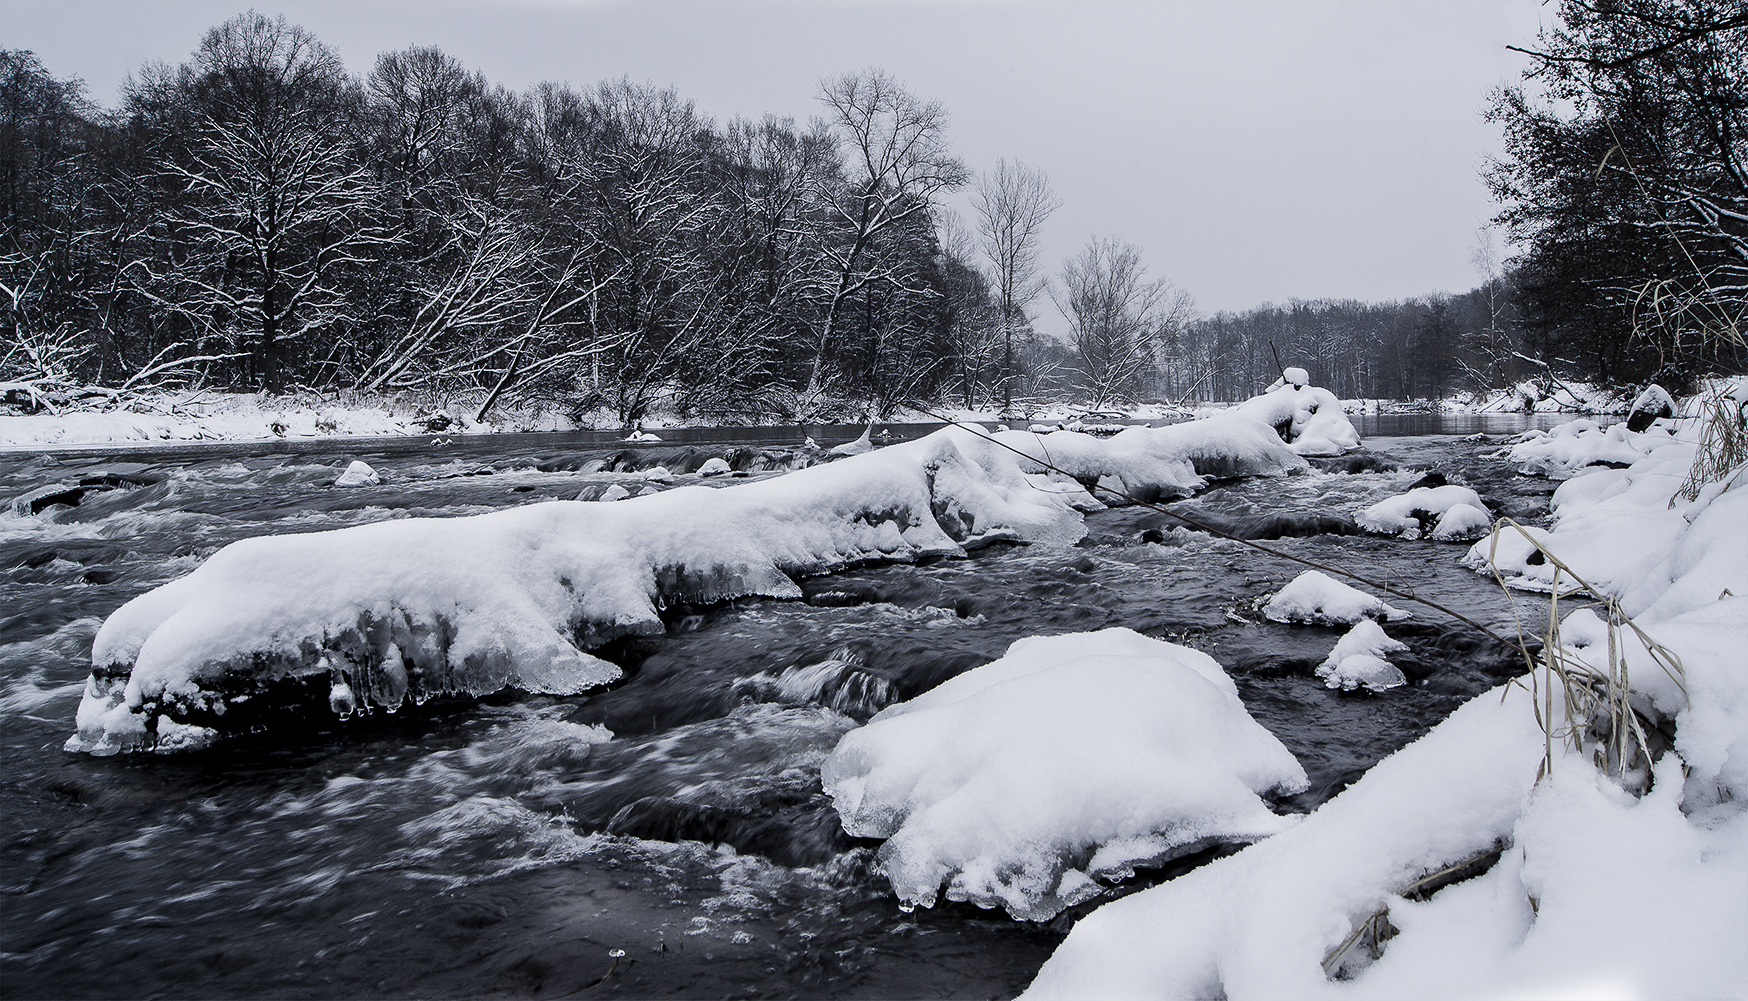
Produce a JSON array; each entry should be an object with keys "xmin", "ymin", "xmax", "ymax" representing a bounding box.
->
[
  {"xmin": 1316, "ymin": 620, "xmax": 1410, "ymax": 692},
  {"xmin": 1431, "ymin": 502, "xmax": 1493, "ymax": 541},
  {"xmin": 1261, "ymin": 570, "xmax": 1408, "ymax": 626},
  {"xmin": 822, "ymin": 628, "xmax": 1308, "ymax": 921},
  {"xmin": 1233, "ymin": 381, "xmax": 1360, "ymax": 456},
  {"xmin": 1356, "ymin": 484, "xmax": 1491, "ymax": 540},
  {"xmin": 333, "ymin": 460, "xmax": 380, "ymax": 487},
  {"xmin": 598, "ymin": 483, "xmax": 631, "ymax": 502}
]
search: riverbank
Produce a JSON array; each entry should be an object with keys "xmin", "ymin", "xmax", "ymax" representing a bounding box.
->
[{"xmin": 2, "ymin": 383, "xmax": 1632, "ymax": 450}]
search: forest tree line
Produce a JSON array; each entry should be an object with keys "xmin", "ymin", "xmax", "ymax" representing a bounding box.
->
[{"xmin": 2, "ymin": 1, "xmax": 1742, "ymax": 421}]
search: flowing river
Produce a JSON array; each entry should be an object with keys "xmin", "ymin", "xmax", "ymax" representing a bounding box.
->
[{"xmin": 2, "ymin": 414, "xmax": 1566, "ymax": 999}]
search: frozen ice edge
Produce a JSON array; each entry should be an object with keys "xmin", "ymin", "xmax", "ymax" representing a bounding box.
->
[{"xmin": 67, "ymin": 414, "xmax": 1309, "ymax": 755}]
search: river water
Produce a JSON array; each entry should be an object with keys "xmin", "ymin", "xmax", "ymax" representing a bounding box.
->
[{"xmin": 2, "ymin": 414, "xmax": 1565, "ymax": 999}]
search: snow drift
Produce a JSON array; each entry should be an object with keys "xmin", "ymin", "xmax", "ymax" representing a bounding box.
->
[
  {"xmin": 67, "ymin": 417, "xmax": 1306, "ymax": 755},
  {"xmin": 822, "ymin": 628, "xmax": 1308, "ymax": 921}
]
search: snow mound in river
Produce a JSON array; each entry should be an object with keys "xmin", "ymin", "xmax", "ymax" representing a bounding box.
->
[
  {"xmin": 822, "ymin": 628, "xmax": 1308, "ymax": 921},
  {"xmin": 66, "ymin": 417, "xmax": 1304, "ymax": 754},
  {"xmin": 1233, "ymin": 382, "xmax": 1360, "ymax": 456},
  {"xmin": 1262, "ymin": 570, "xmax": 1409, "ymax": 626}
]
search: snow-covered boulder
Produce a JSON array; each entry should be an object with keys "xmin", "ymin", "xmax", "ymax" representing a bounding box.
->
[
  {"xmin": 1233, "ymin": 382, "xmax": 1360, "ymax": 456},
  {"xmin": 67, "ymin": 429, "xmax": 1094, "ymax": 755},
  {"xmin": 1261, "ymin": 570, "xmax": 1409, "ymax": 626},
  {"xmin": 697, "ymin": 457, "xmax": 732, "ymax": 477},
  {"xmin": 1315, "ymin": 620, "xmax": 1409, "ymax": 692},
  {"xmin": 822, "ymin": 628, "xmax": 1308, "ymax": 921},
  {"xmin": 332, "ymin": 460, "xmax": 380, "ymax": 488},
  {"xmin": 1626, "ymin": 384, "xmax": 1675, "ymax": 432},
  {"xmin": 1357, "ymin": 484, "xmax": 1492, "ymax": 540},
  {"xmin": 598, "ymin": 483, "xmax": 631, "ymax": 502}
]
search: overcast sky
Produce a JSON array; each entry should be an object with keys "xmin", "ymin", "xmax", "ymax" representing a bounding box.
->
[{"xmin": 5, "ymin": 0, "xmax": 1552, "ymax": 323}]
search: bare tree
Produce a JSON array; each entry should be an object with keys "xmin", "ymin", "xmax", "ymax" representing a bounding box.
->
[
  {"xmin": 1052, "ymin": 237, "xmax": 1177, "ymax": 408},
  {"xmin": 801, "ymin": 68, "xmax": 967, "ymax": 414},
  {"xmin": 973, "ymin": 157, "xmax": 1059, "ymax": 412},
  {"xmin": 123, "ymin": 14, "xmax": 390, "ymax": 392}
]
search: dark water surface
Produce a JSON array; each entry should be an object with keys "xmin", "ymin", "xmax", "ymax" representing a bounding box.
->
[{"xmin": 1, "ymin": 416, "xmax": 1559, "ymax": 999}]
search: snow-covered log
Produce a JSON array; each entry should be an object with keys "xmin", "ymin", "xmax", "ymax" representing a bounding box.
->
[{"xmin": 67, "ymin": 417, "xmax": 1304, "ymax": 755}]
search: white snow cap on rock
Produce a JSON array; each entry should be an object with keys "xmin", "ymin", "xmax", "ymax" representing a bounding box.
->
[
  {"xmin": 1232, "ymin": 380, "xmax": 1360, "ymax": 456},
  {"xmin": 1316, "ymin": 620, "xmax": 1409, "ymax": 692},
  {"xmin": 1357, "ymin": 484, "xmax": 1492, "ymax": 540},
  {"xmin": 822, "ymin": 628, "xmax": 1308, "ymax": 921},
  {"xmin": 1262, "ymin": 570, "xmax": 1408, "ymax": 626},
  {"xmin": 333, "ymin": 460, "xmax": 380, "ymax": 487},
  {"xmin": 1282, "ymin": 366, "xmax": 1310, "ymax": 388},
  {"xmin": 696, "ymin": 457, "xmax": 732, "ymax": 477}
]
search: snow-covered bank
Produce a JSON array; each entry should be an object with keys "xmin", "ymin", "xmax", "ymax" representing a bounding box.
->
[
  {"xmin": 1024, "ymin": 386, "xmax": 1748, "ymax": 999},
  {"xmin": 0, "ymin": 389, "xmax": 519, "ymax": 447},
  {"xmin": 822, "ymin": 629, "xmax": 1308, "ymax": 921},
  {"xmin": 65, "ymin": 414, "xmax": 1310, "ymax": 755}
]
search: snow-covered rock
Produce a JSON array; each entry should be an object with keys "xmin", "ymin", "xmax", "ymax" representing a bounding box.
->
[
  {"xmin": 697, "ymin": 457, "xmax": 732, "ymax": 477},
  {"xmin": 598, "ymin": 483, "xmax": 631, "ymax": 502},
  {"xmin": 1357, "ymin": 484, "xmax": 1492, "ymax": 540},
  {"xmin": 1233, "ymin": 382, "xmax": 1360, "ymax": 456},
  {"xmin": 822, "ymin": 628, "xmax": 1308, "ymax": 921},
  {"xmin": 1503, "ymin": 419, "xmax": 1670, "ymax": 479},
  {"xmin": 332, "ymin": 460, "xmax": 380, "ymax": 488},
  {"xmin": 1625, "ymin": 384, "xmax": 1676, "ymax": 432},
  {"xmin": 1316, "ymin": 620, "xmax": 1409, "ymax": 692},
  {"xmin": 1261, "ymin": 570, "xmax": 1409, "ymax": 626},
  {"xmin": 622, "ymin": 429, "xmax": 660, "ymax": 442}
]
